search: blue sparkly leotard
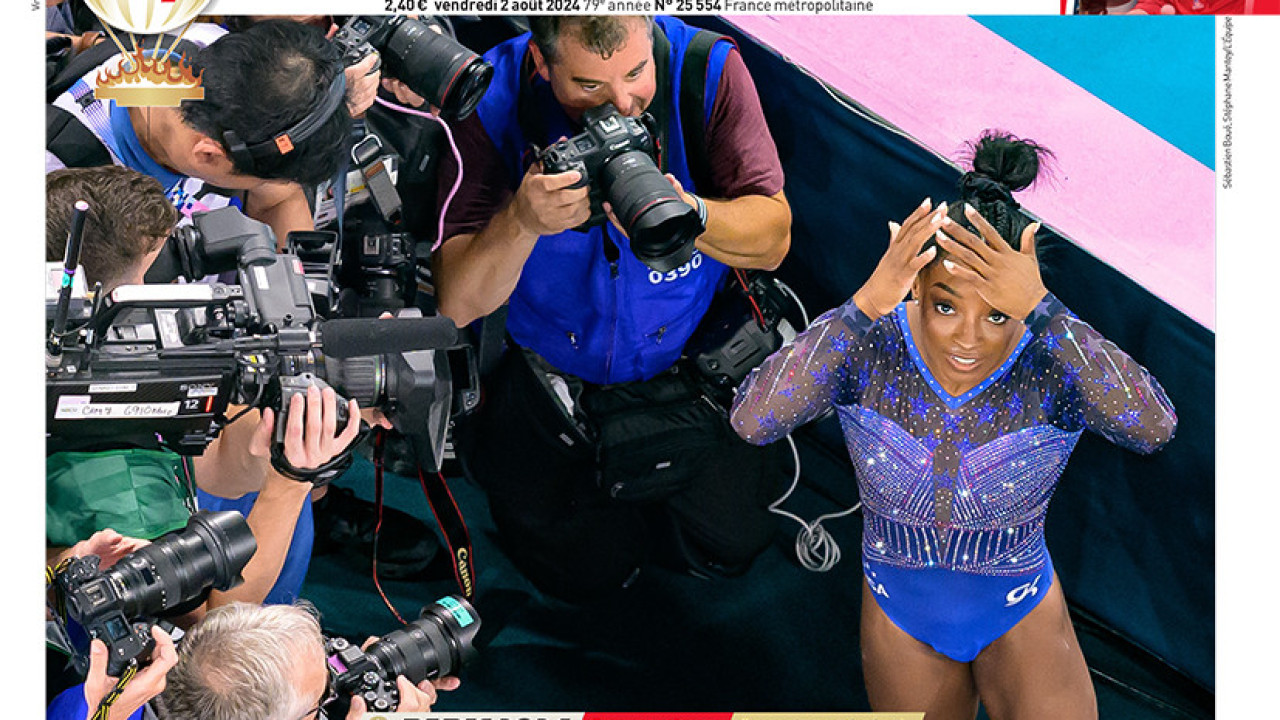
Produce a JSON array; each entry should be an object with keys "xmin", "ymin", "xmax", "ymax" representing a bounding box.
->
[{"xmin": 731, "ymin": 292, "xmax": 1176, "ymax": 662}]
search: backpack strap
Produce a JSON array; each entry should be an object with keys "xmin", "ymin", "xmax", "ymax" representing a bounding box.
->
[
  {"xmin": 679, "ymin": 29, "xmax": 731, "ymax": 196},
  {"xmin": 46, "ymin": 103, "xmax": 112, "ymax": 169},
  {"xmin": 46, "ymin": 33, "xmax": 202, "ymax": 103}
]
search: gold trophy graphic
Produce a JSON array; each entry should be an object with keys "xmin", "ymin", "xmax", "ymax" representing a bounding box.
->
[{"xmin": 83, "ymin": 0, "xmax": 211, "ymax": 107}]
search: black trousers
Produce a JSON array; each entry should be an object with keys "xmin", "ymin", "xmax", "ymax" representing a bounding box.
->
[{"xmin": 460, "ymin": 348, "xmax": 785, "ymax": 602}]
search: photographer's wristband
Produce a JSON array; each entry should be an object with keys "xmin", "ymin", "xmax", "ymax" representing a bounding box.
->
[
  {"xmin": 269, "ymin": 424, "xmax": 369, "ymax": 487},
  {"xmin": 690, "ymin": 192, "xmax": 708, "ymax": 232},
  {"xmin": 270, "ymin": 446, "xmax": 355, "ymax": 488}
]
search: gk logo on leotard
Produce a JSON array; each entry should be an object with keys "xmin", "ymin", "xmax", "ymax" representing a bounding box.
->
[
  {"xmin": 1005, "ymin": 574, "xmax": 1041, "ymax": 607},
  {"xmin": 866, "ymin": 575, "xmax": 890, "ymax": 599}
]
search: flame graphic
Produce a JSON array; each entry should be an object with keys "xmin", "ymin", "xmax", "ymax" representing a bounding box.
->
[{"xmin": 95, "ymin": 47, "xmax": 204, "ymax": 107}]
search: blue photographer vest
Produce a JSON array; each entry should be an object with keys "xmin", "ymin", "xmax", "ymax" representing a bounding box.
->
[{"xmin": 477, "ymin": 17, "xmax": 735, "ymax": 385}]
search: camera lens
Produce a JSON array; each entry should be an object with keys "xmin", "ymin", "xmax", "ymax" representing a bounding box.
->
[
  {"xmin": 365, "ymin": 595, "xmax": 481, "ymax": 683},
  {"xmin": 600, "ymin": 151, "xmax": 702, "ymax": 272},
  {"xmin": 78, "ymin": 511, "xmax": 256, "ymax": 621},
  {"xmin": 383, "ymin": 18, "xmax": 493, "ymax": 121},
  {"xmin": 323, "ymin": 355, "xmax": 386, "ymax": 407}
]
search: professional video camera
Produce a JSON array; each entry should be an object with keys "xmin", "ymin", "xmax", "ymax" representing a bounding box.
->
[
  {"xmin": 290, "ymin": 207, "xmax": 481, "ymax": 436},
  {"xmin": 51, "ymin": 511, "xmax": 256, "ymax": 677},
  {"xmin": 332, "ymin": 15, "xmax": 493, "ymax": 121},
  {"xmin": 537, "ymin": 102, "xmax": 704, "ymax": 273},
  {"xmin": 46, "ymin": 205, "xmax": 460, "ymax": 479},
  {"xmin": 325, "ymin": 595, "xmax": 480, "ymax": 713}
]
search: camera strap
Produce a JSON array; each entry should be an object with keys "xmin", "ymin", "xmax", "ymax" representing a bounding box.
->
[
  {"xmin": 351, "ymin": 132, "xmax": 404, "ymax": 224},
  {"xmin": 91, "ymin": 665, "xmax": 139, "ymax": 720},
  {"xmin": 371, "ymin": 429, "xmax": 477, "ymax": 600},
  {"xmin": 269, "ymin": 426, "xmax": 367, "ymax": 487}
]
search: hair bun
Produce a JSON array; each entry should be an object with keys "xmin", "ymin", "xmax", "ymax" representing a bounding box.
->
[
  {"xmin": 959, "ymin": 173, "xmax": 1017, "ymax": 208},
  {"xmin": 965, "ymin": 129, "xmax": 1052, "ymax": 195}
]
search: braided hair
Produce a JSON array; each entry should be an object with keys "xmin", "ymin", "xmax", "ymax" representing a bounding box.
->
[{"xmin": 939, "ymin": 129, "xmax": 1053, "ymax": 257}]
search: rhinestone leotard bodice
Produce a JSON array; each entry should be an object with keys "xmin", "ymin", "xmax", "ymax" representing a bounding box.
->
[{"xmin": 732, "ymin": 293, "xmax": 1176, "ymax": 577}]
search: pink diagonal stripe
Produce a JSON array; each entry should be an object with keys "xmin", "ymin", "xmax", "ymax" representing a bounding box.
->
[{"xmin": 728, "ymin": 15, "xmax": 1215, "ymax": 331}]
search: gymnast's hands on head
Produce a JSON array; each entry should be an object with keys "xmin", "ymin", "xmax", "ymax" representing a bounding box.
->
[
  {"xmin": 934, "ymin": 204, "xmax": 1046, "ymax": 321},
  {"xmin": 852, "ymin": 197, "xmax": 947, "ymax": 319}
]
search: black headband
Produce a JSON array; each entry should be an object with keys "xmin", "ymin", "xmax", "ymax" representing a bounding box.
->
[{"xmin": 222, "ymin": 69, "xmax": 347, "ymax": 172}]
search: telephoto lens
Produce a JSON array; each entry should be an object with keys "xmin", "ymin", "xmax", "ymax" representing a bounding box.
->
[
  {"xmin": 58, "ymin": 511, "xmax": 257, "ymax": 675},
  {"xmin": 380, "ymin": 17, "xmax": 493, "ymax": 121},
  {"xmin": 601, "ymin": 151, "xmax": 703, "ymax": 272},
  {"xmin": 65, "ymin": 511, "xmax": 256, "ymax": 623},
  {"xmin": 327, "ymin": 595, "xmax": 481, "ymax": 712}
]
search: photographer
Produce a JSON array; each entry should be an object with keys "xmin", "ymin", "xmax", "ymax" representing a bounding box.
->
[
  {"xmin": 46, "ymin": 165, "xmax": 363, "ymax": 609},
  {"xmin": 46, "ymin": 18, "xmax": 352, "ymax": 244},
  {"xmin": 208, "ymin": 15, "xmax": 453, "ymax": 579},
  {"xmin": 217, "ymin": 15, "xmax": 428, "ymax": 118},
  {"xmin": 47, "ymin": 602, "xmax": 459, "ymax": 720},
  {"xmin": 435, "ymin": 16, "xmax": 791, "ymax": 600}
]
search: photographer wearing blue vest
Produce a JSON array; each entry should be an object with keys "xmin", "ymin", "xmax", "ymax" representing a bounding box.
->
[{"xmin": 435, "ymin": 16, "xmax": 791, "ymax": 600}]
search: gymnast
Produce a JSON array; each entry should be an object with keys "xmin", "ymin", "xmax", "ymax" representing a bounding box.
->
[{"xmin": 730, "ymin": 131, "xmax": 1176, "ymax": 719}]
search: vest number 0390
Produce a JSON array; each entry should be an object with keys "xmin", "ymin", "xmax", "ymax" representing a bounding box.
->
[{"xmin": 648, "ymin": 251, "xmax": 703, "ymax": 284}]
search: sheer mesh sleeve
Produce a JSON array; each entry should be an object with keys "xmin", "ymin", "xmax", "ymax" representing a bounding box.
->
[
  {"xmin": 730, "ymin": 297, "xmax": 879, "ymax": 445},
  {"xmin": 1026, "ymin": 293, "xmax": 1177, "ymax": 454}
]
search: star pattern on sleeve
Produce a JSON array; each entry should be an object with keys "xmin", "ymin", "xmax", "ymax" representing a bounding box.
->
[
  {"xmin": 910, "ymin": 395, "xmax": 932, "ymax": 422},
  {"xmin": 810, "ymin": 363, "xmax": 833, "ymax": 387},
  {"xmin": 1005, "ymin": 393, "xmax": 1024, "ymax": 418},
  {"xmin": 828, "ymin": 331, "xmax": 853, "ymax": 356},
  {"xmin": 883, "ymin": 378, "xmax": 901, "ymax": 406}
]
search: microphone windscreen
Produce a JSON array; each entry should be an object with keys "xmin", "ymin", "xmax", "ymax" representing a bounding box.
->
[{"xmin": 320, "ymin": 317, "xmax": 458, "ymax": 358}]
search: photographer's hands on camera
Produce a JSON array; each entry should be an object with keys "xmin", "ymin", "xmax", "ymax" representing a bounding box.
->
[
  {"xmin": 248, "ymin": 385, "xmax": 364, "ymax": 486},
  {"xmin": 514, "ymin": 156, "xmax": 699, "ymax": 242},
  {"xmin": 344, "ymin": 637, "xmax": 462, "ymax": 719},
  {"xmin": 56, "ymin": 529, "xmax": 150, "ymax": 572},
  {"xmin": 82, "ymin": 628, "xmax": 176, "ymax": 720},
  {"xmin": 326, "ymin": 21, "xmax": 428, "ymax": 117},
  {"xmin": 602, "ymin": 173, "xmax": 701, "ymax": 241},
  {"xmin": 77, "ymin": 628, "xmax": 462, "ymax": 720},
  {"xmin": 512, "ymin": 160, "xmax": 592, "ymax": 238}
]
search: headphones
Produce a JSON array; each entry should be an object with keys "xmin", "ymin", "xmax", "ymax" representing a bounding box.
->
[{"xmin": 221, "ymin": 70, "xmax": 347, "ymax": 173}]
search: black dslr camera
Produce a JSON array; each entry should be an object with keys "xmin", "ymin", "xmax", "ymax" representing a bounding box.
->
[
  {"xmin": 537, "ymin": 102, "xmax": 704, "ymax": 273},
  {"xmin": 332, "ymin": 15, "xmax": 493, "ymax": 121},
  {"xmin": 53, "ymin": 511, "xmax": 256, "ymax": 677},
  {"xmin": 291, "ymin": 211, "xmax": 418, "ymax": 320},
  {"xmin": 325, "ymin": 596, "xmax": 480, "ymax": 713}
]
